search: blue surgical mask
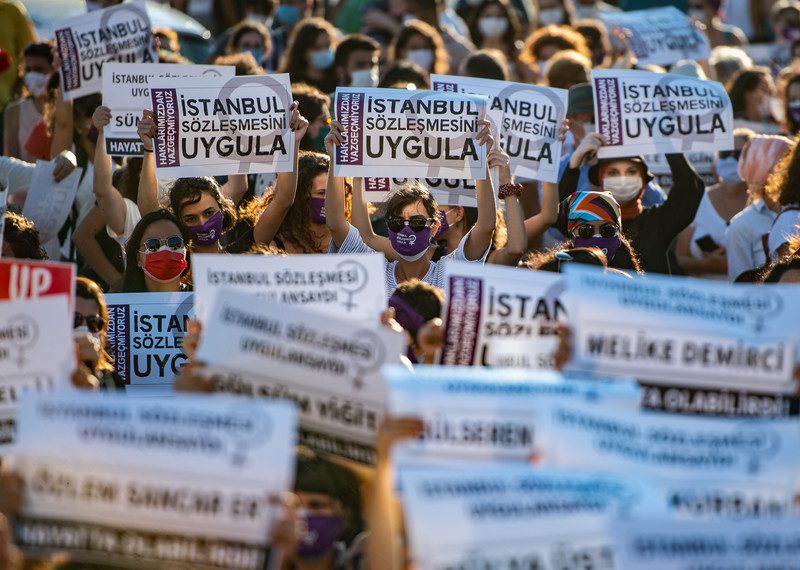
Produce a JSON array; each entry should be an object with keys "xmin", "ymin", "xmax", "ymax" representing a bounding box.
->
[
  {"xmin": 276, "ymin": 4, "xmax": 301, "ymax": 26},
  {"xmin": 244, "ymin": 48, "xmax": 264, "ymax": 64},
  {"xmin": 310, "ymin": 49, "xmax": 335, "ymax": 70}
]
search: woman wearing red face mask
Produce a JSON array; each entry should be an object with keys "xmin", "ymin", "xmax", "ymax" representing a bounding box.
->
[{"xmin": 121, "ymin": 210, "xmax": 190, "ymax": 293}]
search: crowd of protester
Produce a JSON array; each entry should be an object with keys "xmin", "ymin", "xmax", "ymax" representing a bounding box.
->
[{"xmin": 2, "ymin": 0, "xmax": 800, "ymax": 567}]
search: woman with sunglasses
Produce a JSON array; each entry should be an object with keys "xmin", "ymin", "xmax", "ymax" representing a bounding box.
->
[
  {"xmin": 325, "ymin": 120, "xmax": 497, "ymax": 297},
  {"xmin": 74, "ymin": 277, "xmax": 124, "ymax": 389},
  {"xmin": 674, "ymin": 129, "xmax": 753, "ymax": 279},
  {"xmin": 122, "ymin": 210, "xmax": 190, "ymax": 293},
  {"xmin": 560, "ymin": 190, "xmax": 641, "ymax": 272},
  {"xmin": 560, "ymin": 133, "xmax": 705, "ymax": 274}
]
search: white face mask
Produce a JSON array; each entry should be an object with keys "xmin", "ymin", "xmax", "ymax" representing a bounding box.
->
[
  {"xmin": 538, "ymin": 7, "xmax": 564, "ymax": 25},
  {"xmin": 758, "ymin": 96, "xmax": 776, "ymax": 121},
  {"xmin": 715, "ymin": 156, "xmax": 742, "ymax": 185},
  {"xmin": 405, "ymin": 49, "xmax": 434, "ymax": 70},
  {"xmin": 602, "ymin": 176, "xmax": 643, "ymax": 203},
  {"xmin": 478, "ymin": 17, "xmax": 508, "ymax": 39},
  {"xmin": 74, "ymin": 326, "xmax": 103, "ymax": 346},
  {"xmin": 537, "ymin": 59, "xmax": 550, "ymax": 76},
  {"xmin": 350, "ymin": 67, "xmax": 379, "ymax": 87},
  {"xmin": 24, "ymin": 71, "xmax": 48, "ymax": 98}
]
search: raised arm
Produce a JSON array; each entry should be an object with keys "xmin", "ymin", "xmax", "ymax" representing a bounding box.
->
[
  {"xmin": 350, "ymin": 177, "xmax": 396, "ymax": 257},
  {"xmin": 221, "ymin": 175, "xmax": 248, "ymax": 207},
  {"xmin": 658, "ymin": 153, "xmax": 705, "ymax": 240},
  {"xmin": 253, "ymin": 103, "xmax": 308, "ymax": 245},
  {"xmin": 91, "ymin": 106, "xmax": 127, "ymax": 235},
  {"xmin": 50, "ymin": 83, "xmax": 74, "ymax": 158},
  {"xmin": 324, "ymin": 121, "xmax": 351, "ymax": 248},
  {"xmin": 464, "ymin": 119, "xmax": 498, "ymax": 261},
  {"xmin": 136, "ymin": 110, "xmax": 160, "ymax": 216},
  {"xmin": 487, "ymin": 146, "xmax": 526, "ymax": 266}
]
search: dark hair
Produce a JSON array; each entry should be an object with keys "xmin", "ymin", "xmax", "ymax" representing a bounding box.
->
[
  {"xmin": 727, "ymin": 67, "xmax": 771, "ymax": 118},
  {"xmin": 112, "ymin": 157, "xmax": 143, "ymax": 203},
  {"xmin": 390, "ymin": 20, "xmax": 449, "ymax": 75},
  {"xmin": 76, "ymin": 276, "xmax": 114, "ymax": 373},
  {"xmin": 575, "ymin": 19, "xmax": 611, "ymax": 67},
  {"xmin": 292, "ymin": 82, "xmax": 330, "ymax": 150},
  {"xmin": 467, "ymin": 0, "xmax": 521, "ymax": 49},
  {"xmin": 239, "ymin": 151, "xmax": 352, "ymax": 253},
  {"xmin": 524, "ymin": 246, "xmax": 607, "ymax": 272},
  {"xmin": 168, "ymin": 177, "xmax": 237, "ymax": 232},
  {"xmin": 153, "ymin": 27, "xmax": 180, "ymax": 53},
  {"xmin": 210, "ymin": 52, "xmax": 266, "ymax": 76},
  {"xmin": 767, "ymin": 143, "xmax": 800, "ymax": 206},
  {"xmin": 761, "ymin": 254, "xmax": 800, "ymax": 282},
  {"xmin": 295, "ymin": 447, "xmax": 363, "ymax": 545},
  {"xmin": 3, "ymin": 212, "xmax": 46, "ymax": 260},
  {"xmin": 122, "ymin": 210, "xmax": 190, "ymax": 293},
  {"xmin": 546, "ymin": 50, "xmax": 591, "ymax": 90},
  {"xmin": 521, "ymin": 25, "xmax": 591, "ymax": 66},
  {"xmin": 23, "ymin": 41, "xmax": 54, "ymax": 64},
  {"xmin": 279, "ymin": 18, "xmax": 339, "ymax": 78},
  {"xmin": 386, "ymin": 182, "xmax": 438, "ymax": 218},
  {"xmin": 391, "ymin": 278, "xmax": 444, "ymax": 323},
  {"xmin": 334, "ymin": 34, "xmax": 379, "ymax": 70},
  {"xmin": 157, "ymin": 49, "xmax": 190, "ymax": 64},
  {"xmin": 227, "ymin": 20, "xmax": 272, "ymax": 60},
  {"xmin": 378, "ymin": 61, "xmax": 430, "ymax": 89},
  {"xmin": 526, "ymin": 236, "xmax": 642, "ymax": 273},
  {"xmin": 781, "ymin": 69, "xmax": 800, "ymax": 133},
  {"xmin": 460, "ymin": 49, "xmax": 509, "ymax": 81}
]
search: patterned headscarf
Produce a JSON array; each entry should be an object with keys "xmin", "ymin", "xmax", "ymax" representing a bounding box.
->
[
  {"xmin": 739, "ymin": 135, "xmax": 794, "ymax": 190},
  {"xmin": 566, "ymin": 191, "xmax": 622, "ymax": 235}
]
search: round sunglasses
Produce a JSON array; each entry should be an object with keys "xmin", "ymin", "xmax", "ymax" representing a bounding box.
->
[
  {"xmin": 386, "ymin": 216, "xmax": 437, "ymax": 233},
  {"xmin": 140, "ymin": 235, "xmax": 185, "ymax": 253}
]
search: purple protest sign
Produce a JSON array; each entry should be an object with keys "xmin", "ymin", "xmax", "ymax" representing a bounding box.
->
[
  {"xmin": 336, "ymin": 91, "xmax": 365, "ymax": 166},
  {"xmin": 594, "ymin": 76, "xmax": 623, "ymax": 147},
  {"xmin": 440, "ymin": 275, "xmax": 483, "ymax": 366},
  {"xmin": 151, "ymin": 88, "xmax": 181, "ymax": 168},
  {"xmin": 55, "ymin": 29, "xmax": 80, "ymax": 92}
]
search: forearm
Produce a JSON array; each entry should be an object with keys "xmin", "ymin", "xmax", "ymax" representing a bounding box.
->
[
  {"xmin": 93, "ymin": 132, "xmax": 127, "ymax": 234},
  {"xmin": 50, "ymin": 95, "xmax": 73, "ymax": 158},
  {"xmin": 366, "ymin": 461, "xmax": 405, "ymax": 570},
  {"xmin": 465, "ymin": 170, "xmax": 498, "ymax": 259},
  {"xmin": 558, "ymin": 165, "xmax": 580, "ymax": 201},
  {"xmin": 351, "ymin": 178, "xmax": 393, "ymax": 254},
  {"xmin": 74, "ymin": 221, "xmax": 123, "ymax": 285},
  {"xmin": 325, "ymin": 168, "xmax": 350, "ymax": 246},
  {"xmin": 497, "ymin": 195, "xmax": 526, "ymax": 262},
  {"xmin": 253, "ymin": 171, "xmax": 295, "ymax": 245},
  {"xmin": 663, "ymin": 154, "xmax": 705, "ymax": 234},
  {"xmin": 222, "ymin": 174, "xmax": 248, "ymax": 207},
  {"xmin": 137, "ymin": 152, "xmax": 160, "ymax": 215},
  {"xmin": 524, "ymin": 181, "xmax": 559, "ymax": 245}
]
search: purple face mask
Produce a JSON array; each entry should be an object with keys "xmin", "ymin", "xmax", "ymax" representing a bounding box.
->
[
  {"xmin": 187, "ymin": 210, "xmax": 224, "ymax": 246},
  {"xmin": 308, "ymin": 196, "xmax": 326, "ymax": 224},
  {"xmin": 435, "ymin": 209, "xmax": 450, "ymax": 240},
  {"xmin": 574, "ymin": 235, "xmax": 621, "ymax": 261},
  {"xmin": 297, "ymin": 514, "xmax": 342, "ymax": 559},
  {"xmin": 388, "ymin": 225, "xmax": 432, "ymax": 261},
  {"xmin": 388, "ymin": 294, "xmax": 427, "ymax": 364}
]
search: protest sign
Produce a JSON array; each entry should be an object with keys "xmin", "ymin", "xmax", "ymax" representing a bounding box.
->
[
  {"xmin": 613, "ymin": 518, "xmax": 800, "ymax": 570},
  {"xmin": 333, "ymin": 87, "xmax": 488, "ymax": 179},
  {"xmin": 439, "ymin": 261, "xmax": 567, "ymax": 369},
  {"xmin": 364, "ymin": 177, "xmax": 477, "ymax": 207},
  {"xmin": 191, "ymin": 253, "xmax": 386, "ymax": 323},
  {"xmin": 55, "ymin": 3, "xmax": 156, "ymax": 100},
  {"xmin": 12, "ymin": 392, "xmax": 297, "ymax": 569},
  {"xmin": 22, "ymin": 160, "xmax": 83, "ymax": 243},
  {"xmin": 102, "ymin": 63, "xmax": 235, "ymax": 156},
  {"xmin": 598, "ymin": 7, "xmax": 710, "ymax": 67},
  {"xmin": 400, "ymin": 465, "xmax": 661, "ymax": 570},
  {"xmin": 105, "ymin": 292, "xmax": 194, "ymax": 392},
  {"xmin": 198, "ymin": 288, "xmax": 405, "ymax": 465},
  {"xmin": 385, "ymin": 364, "xmax": 639, "ymax": 465},
  {"xmin": 0, "ymin": 259, "xmax": 75, "ymax": 303},
  {"xmin": 0, "ymin": 296, "xmax": 72, "ymax": 452},
  {"xmin": 567, "ymin": 265, "xmax": 799, "ymax": 393},
  {"xmin": 432, "ymin": 74, "xmax": 568, "ymax": 182},
  {"xmin": 644, "ymin": 151, "xmax": 717, "ymax": 192},
  {"xmin": 592, "ymin": 69, "xmax": 734, "ymax": 159},
  {"xmin": 150, "ymin": 74, "xmax": 295, "ymax": 177}
]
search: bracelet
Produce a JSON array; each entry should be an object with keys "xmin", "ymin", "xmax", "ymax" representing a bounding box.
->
[
  {"xmin": 498, "ymin": 182, "xmax": 523, "ymax": 199},
  {"xmin": 143, "ymin": 147, "xmax": 154, "ymax": 153}
]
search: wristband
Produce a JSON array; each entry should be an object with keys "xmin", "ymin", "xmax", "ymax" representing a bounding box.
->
[
  {"xmin": 498, "ymin": 182, "xmax": 523, "ymax": 199},
  {"xmin": 143, "ymin": 147, "xmax": 154, "ymax": 153}
]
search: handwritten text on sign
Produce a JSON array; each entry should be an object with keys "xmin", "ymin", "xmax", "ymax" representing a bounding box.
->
[
  {"xmin": 150, "ymin": 74, "xmax": 295, "ymax": 177},
  {"xmin": 334, "ymin": 87, "xmax": 488, "ymax": 179}
]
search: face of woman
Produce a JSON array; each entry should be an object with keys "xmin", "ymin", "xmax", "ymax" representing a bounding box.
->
[
  {"xmin": 136, "ymin": 219, "xmax": 185, "ymax": 277},
  {"xmin": 306, "ymin": 32, "xmax": 331, "ymax": 61},
  {"xmin": 23, "ymin": 55, "xmax": 52, "ymax": 75},
  {"xmin": 179, "ymin": 192, "xmax": 221, "ymax": 228},
  {"xmin": 480, "ymin": 4, "xmax": 505, "ymax": 18},
  {"xmin": 750, "ymin": 76, "xmax": 776, "ymax": 108},
  {"xmin": 602, "ymin": 161, "xmax": 641, "ymax": 178},
  {"xmin": 236, "ymin": 31, "xmax": 265, "ymax": 55},
  {"xmin": 404, "ymin": 32, "xmax": 432, "ymax": 53},
  {"xmin": 75, "ymin": 296, "xmax": 104, "ymax": 334},
  {"xmin": 310, "ymin": 173, "xmax": 328, "ymax": 199}
]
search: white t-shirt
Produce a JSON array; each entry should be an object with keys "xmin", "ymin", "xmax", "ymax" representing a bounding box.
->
[{"xmin": 328, "ymin": 223, "xmax": 489, "ymax": 297}]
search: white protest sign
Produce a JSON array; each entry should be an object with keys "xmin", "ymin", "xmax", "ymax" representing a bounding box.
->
[
  {"xmin": 102, "ymin": 63, "xmax": 235, "ymax": 156},
  {"xmin": 598, "ymin": 7, "xmax": 710, "ymax": 66},
  {"xmin": 439, "ymin": 261, "xmax": 567, "ymax": 369},
  {"xmin": 537, "ymin": 396, "xmax": 800, "ymax": 487},
  {"xmin": 11, "ymin": 392, "xmax": 296, "ymax": 569},
  {"xmin": 567, "ymin": 265, "xmax": 799, "ymax": 393},
  {"xmin": 431, "ymin": 74, "xmax": 568, "ymax": 182},
  {"xmin": 0, "ymin": 296, "xmax": 72, "ymax": 453},
  {"xmin": 400, "ymin": 465, "xmax": 661, "ymax": 570},
  {"xmin": 613, "ymin": 518, "xmax": 800, "ymax": 570},
  {"xmin": 364, "ymin": 177, "xmax": 477, "ymax": 207},
  {"xmin": 385, "ymin": 364, "xmax": 639, "ymax": 465},
  {"xmin": 105, "ymin": 292, "xmax": 193, "ymax": 392},
  {"xmin": 198, "ymin": 288, "xmax": 405, "ymax": 465},
  {"xmin": 55, "ymin": 2, "xmax": 156, "ymax": 100},
  {"xmin": 22, "ymin": 160, "xmax": 83, "ymax": 243},
  {"xmin": 644, "ymin": 151, "xmax": 717, "ymax": 192},
  {"xmin": 334, "ymin": 87, "xmax": 488, "ymax": 179},
  {"xmin": 191, "ymin": 253, "xmax": 386, "ymax": 324},
  {"xmin": 150, "ymin": 74, "xmax": 295, "ymax": 177},
  {"xmin": 638, "ymin": 382, "xmax": 799, "ymax": 418},
  {"xmin": 592, "ymin": 69, "xmax": 734, "ymax": 159},
  {"xmin": 0, "ymin": 187, "xmax": 7, "ymax": 256}
]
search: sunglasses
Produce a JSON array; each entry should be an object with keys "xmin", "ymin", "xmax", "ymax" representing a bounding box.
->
[
  {"xmin": 386, "ymin": 216, "xmax": 437, "ymax": 233},
  {"xmin": 573, "ymin": 223, "xmax": 618, "ymax": 239},
  {"xmin": 141, "ymin": 235, "xmax": 184, "ymax": 253},
  {"xmin": 74, "ymin": 313, "xmax": 105, "ymax": 333},
  {"xmin": 718, "ymin": 150, "xmax": 742, "ymax": 160}
]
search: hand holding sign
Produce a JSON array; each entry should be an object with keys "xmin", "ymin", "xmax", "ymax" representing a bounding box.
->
[{"xmin": 137, "ymin": 109, "xmax": 157, "ymax": 152}]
